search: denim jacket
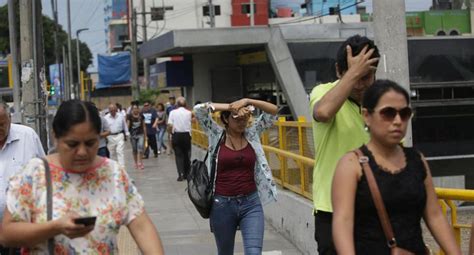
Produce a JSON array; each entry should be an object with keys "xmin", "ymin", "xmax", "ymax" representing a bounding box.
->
[{"xmin": 193, "ymin": 103, "xmax": 278, "ymax": 205}]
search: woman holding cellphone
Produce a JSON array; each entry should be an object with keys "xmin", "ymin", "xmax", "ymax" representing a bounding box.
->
[{"xmin": 0, "ymin": 100, "xmax": 164, "ymax": 254}]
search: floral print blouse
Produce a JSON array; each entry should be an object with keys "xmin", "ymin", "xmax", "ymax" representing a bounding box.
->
[
  {"xmin": 193, "ymin": 103, "xmax": 278, "ymax": 205},
  {"xmin": 6, "ymin": 157, "xmax": 144, "ymax": 254}
]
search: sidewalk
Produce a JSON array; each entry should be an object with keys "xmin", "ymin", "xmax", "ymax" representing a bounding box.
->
[{"xmin": 117, "ymin": 145, "xmax": 303, "ymax": 255}]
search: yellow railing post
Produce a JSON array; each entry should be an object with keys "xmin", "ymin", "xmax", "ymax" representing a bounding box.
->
[
  {"xmin": 278, "ymin": 117, "xmax": 287, "ymax": 186},
  {"xmin": 80, "ymin": 71, "xmax": 85, "ymax": 100},
  {"xmin": 261, "ymin": 131, "xmax": 270, "ymax": 162},
  {"xmin": 447, "ymin": 200, "xmax": 461, "ymax": 250},
  {"xmin": 297, "ymin": 116, "xmax": 306, "ymax": 194}
]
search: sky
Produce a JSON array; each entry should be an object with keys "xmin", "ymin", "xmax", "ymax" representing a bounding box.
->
[{"xmin": 0, "ymin": 0, "xmax": 433, "ymax": 71}]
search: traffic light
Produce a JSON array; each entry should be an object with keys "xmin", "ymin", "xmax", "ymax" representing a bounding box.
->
[{"xmin": 49, "ymin": 84, "xmax": 55, "ymax": 96}]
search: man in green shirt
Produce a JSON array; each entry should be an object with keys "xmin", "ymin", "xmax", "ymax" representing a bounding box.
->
[{"xmin": 310, "ymin": 35, "xmax": 380, "ymax": 255}]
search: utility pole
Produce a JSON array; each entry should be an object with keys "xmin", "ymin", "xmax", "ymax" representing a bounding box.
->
[
  {"xmin": 76, "ymin": 28, "xmax": 88, "ymax": 100},
  {"xmin": 250, "ymin": 0, "xmax": 255, "ymax": 26},
  {"xmin": 131, "ymin": 7, "xmax": 140, "ymax": 100},
  {"xmin": 20, "ymin": 0, "xmax": 48, "ymax": 151},
  {"xmin": 67, "ymin": 0, "xmax": 74, "ymax": 99},
  {"xmin": 7, "ymin": 0, "xmax": 21, "ymax": 123},
  {"xmin": 373, "ymin": 0, "xmax": 412, "ymax": 146},
  {"xmin": 141, "ymin": 0, "xmax": 149, "ymax": 89},
  {"xmin": 62, "ymin": 45, "xmax": 69, "ymax": 101},
  {"xmin": 51, "ymin": 0, "xmax": 62, "ymax": 104},
  {"xmin": 208, "ymin": 0, "xmax": 215, "ymax": 28}
]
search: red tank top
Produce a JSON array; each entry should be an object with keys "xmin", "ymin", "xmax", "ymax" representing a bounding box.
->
[{"xmin": 215, "ymin": 143, "xmax": 257, "ymax": 196}]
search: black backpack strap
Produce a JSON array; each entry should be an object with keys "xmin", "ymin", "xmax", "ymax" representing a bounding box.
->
[
  {"xmin": 40, "ymin": 158, "xmax": 55, "ymax": 254},
  {"xmin": 209, "ymin": 132, "xmax": 226, "ymax": 189}
]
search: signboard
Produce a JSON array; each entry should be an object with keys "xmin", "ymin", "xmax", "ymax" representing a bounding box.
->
[{"xmin": 48, "ymin": 63, "xmax": 63, "ymax": 105}]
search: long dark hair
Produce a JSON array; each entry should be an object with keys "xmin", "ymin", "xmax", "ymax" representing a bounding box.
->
[{"xmin": 362, "ymin": 79, "xmax": 410, "ymax": 111}]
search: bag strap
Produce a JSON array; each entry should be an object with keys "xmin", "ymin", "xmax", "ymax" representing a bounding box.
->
[
  {"xmin": 209, "ymin": 132, "xmax": 226, "ymax": 186},
  {"xmin": 354, "ymin": 149, "xmax": 398, "ymax": 249},
  {"xmin": 40, "ymin": 158, "xmax": 55, "ymax": 255}
]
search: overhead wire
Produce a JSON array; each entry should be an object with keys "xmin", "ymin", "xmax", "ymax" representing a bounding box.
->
[
  {"xmin": 82, "ymin": 1, "xmax": 103, "ymax": 28},
  {"xmin": 71, "ymin": 0, "xmax": 87, "ymax": 25},
  {"xmin": 271, "ymin": 0, "xmax": 364, "ymax": 26}
]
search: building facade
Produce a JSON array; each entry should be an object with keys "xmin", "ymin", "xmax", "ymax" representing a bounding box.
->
[{"xmin": 304, "ymin": 0, "xmax": 358, "ymax": 16}]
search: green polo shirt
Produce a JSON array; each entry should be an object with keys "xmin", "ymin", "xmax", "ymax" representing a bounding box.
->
[{"xmin": 309, "ymin": 81, "xmax": 369, "ymax": 213}]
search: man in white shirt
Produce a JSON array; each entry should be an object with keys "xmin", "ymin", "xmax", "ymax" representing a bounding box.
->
[
  {"xmin": 167, "ymin": 97, "xmax": 192, "ymax": 181},
  {"xmin": 0, "ymin": 102, "xmax": 45, "ymax": 253},
  {"xmin": 104, "ymin": 103, "xmax": 129, "ymax": 166}
]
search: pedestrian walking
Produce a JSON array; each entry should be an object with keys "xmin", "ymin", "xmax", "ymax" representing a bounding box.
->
[
  {"xmin": 165, "ymin": 94, "xmax": 177, "ymax": 155},
  {"xmin": 127, "ymin": 104, "xmax": 146, "ymax": 170},
  {"xmin": 332, "ymin": 80, "xmax": 461, "ymax": 255},
  {"xmin": 309, "ymin": 34, "xmax": 380, "ymax": 255},
  {"xmin": 142, "ymin": 100, "xmax": 159, "ymax": 159},
  {"xmin": 194, "ymin": 98, "xmax": 278, "ymax": 255},
  {"xmin": 98, "ymin": 114, "xmax": 111, "ymax": 158},
  {"xmin": 104, "ymin": 103, "xmax": 129, "ymax": 166},
  {"xmin": 167, "ymin": 97, "xmax": 192, "ymax": 181},
  {"xmin": 1, "ymin": 100, "xmax": 164, "ymax": 254},
  {"xmin": 155, "ymin": 103, "xmax": 167, "ymax": 154},
  {"xmin": 0, "ymin": 102, "xmax": 45, "ymax": 254}
]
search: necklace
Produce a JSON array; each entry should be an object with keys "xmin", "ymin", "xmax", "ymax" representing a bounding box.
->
[{"xmin": 227, "ymin": 134, "xmax": 244, "ymax": 161}]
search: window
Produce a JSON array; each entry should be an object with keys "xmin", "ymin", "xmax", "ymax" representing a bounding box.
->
[
  {"xmin": 151, "ymin": 6, "xmax": 174, "ymax": 20},
  {"xmin": 241, "ymin": 3, "xmax": 257, "ymax": 14},
  {"xmin": 203, "ymin": 5, "xmax": 221, "ymax": 16}
]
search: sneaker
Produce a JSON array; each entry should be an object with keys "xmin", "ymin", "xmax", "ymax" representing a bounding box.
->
[
  {"xmin": 177, "ymin": 176, "xmax": 184, "ymax": 182},
  {"xmin": 154, "ymin": 153, "xmax": 158, "ymax": 158},
  {"xmin": 158, "ymin": 151, "xmax": 161, "ymax": 155},
  {"xmin": 138, "ymin": 163, "xmax": 145, "ymax": 170},
  {"xmin": 134, "ymin": 163, "xmax": 139, "ymax": 170}
]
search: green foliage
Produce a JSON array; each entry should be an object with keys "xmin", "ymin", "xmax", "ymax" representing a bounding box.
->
[
  {"xmin": 138, "ymin": 89, "xmax": 160, "ymax": 105},
  {"xmin": 0, "ymin": 4, "xmax": 93, "ymax": 80}
]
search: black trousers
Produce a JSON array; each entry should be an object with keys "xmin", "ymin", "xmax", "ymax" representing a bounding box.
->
[
  {"xmin": 172, "ymin": 132, "xmax": 191, "ymax": 177},
  {"xmin": 144, "ymin": 133, "xmax": 158, "ymax": 157},
  {"xmin": 314, "ymin": 211, "xmax": 337, "ymax": 255}
]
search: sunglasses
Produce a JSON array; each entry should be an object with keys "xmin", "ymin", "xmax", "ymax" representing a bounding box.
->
[{"xmin": 373, "ymin": 106, "xmax": 413, "ymax": 122}]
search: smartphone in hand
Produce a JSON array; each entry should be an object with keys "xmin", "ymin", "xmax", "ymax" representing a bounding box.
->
[{"xmin": 74, "ymin": 216, "xmax": 97, "ymax": 226}]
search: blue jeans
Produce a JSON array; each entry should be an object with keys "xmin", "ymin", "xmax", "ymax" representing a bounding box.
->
[
  {"xmin": 210, "ymin": 192, "xmax": 264, "ymax": 255},
  {"xmin": 156, "ymin": 127, "xmax": 167, "ymax": 152}
]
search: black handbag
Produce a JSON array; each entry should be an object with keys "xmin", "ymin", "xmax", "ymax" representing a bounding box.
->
[{"xmin": 187, "ymin": 132, "xmax": 225, "ymax": 219}]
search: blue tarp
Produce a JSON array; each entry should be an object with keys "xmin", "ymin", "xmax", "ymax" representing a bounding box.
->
[{"xmin": 96, "ymin": 52, "xmax": 131, "ymax": 89}]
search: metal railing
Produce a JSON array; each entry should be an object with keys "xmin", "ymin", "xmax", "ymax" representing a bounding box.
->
[{"xmin": 191, "ymin": 117, "xmax": 474, "ymax": 253}]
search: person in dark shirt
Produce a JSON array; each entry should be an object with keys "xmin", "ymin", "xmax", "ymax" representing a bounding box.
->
[
  {"xmin": 332, "ymin": 80, "xmax": 461, "ymax": 255},
  {"xmin": 141, "ymin": 100, "xmax": 159, "ymax": 158},
  {"xmin": 194, "ymin": 98, "xmax": 278, "ymax": 255},
  {"xmin": 127, "ymin": 104, "xmax": 146, "ymax": 169},
  {"xmin": 165, "ymin": 95, "xmax": 177, "ymax": 155}
]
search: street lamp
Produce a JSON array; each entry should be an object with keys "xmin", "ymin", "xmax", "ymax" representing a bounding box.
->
[{"xmin": 76, "ymin": 28, "xmax": 89, "ymax": 100}]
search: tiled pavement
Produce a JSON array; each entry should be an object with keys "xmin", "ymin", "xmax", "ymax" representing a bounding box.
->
[{"xmin": 117, "ymin": 145, "xmax": 303, "ymax": 255}]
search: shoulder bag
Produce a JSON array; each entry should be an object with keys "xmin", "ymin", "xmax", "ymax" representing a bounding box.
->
[
  {"xmin": 40, "ymin": 158, "xmax": 55, "ymax": 255},
  {"xmin": 187, "ymin": 132, "xmax": 225, "ymax": 219},
  {"xmin": 354, "ymin": 149, "xmax": 429, "ymax": 255}
]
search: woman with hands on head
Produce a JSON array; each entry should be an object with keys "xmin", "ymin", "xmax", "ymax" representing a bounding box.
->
[
  {"xmin": 1, "ymin": 100, "xmax": 164, "ymax": 254},
  {"xmin": 194, "ymin": 98, "xmax": 278, "ymax": 255},
  {"xmin": 331, "ymin": 80, "xmax": 461, "ymax": 255}
]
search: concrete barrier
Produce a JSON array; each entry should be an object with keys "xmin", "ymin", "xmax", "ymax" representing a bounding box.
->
[{"xmin": 191, "ymin": 145, "xmax": 317, "ymax": 254}]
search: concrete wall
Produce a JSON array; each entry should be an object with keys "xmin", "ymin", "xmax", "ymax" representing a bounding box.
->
[
  {"xmin": 137, "ymin": 0, "xmax": 233, "ymax": 40},
  {"xmin": 191, "ymin": 52, "xmax": 237, "ymax": 103}
]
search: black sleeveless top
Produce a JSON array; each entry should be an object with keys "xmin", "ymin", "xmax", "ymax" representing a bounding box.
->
[{"xmin": 354, "ymin": 145, "xmax": 427, "ymax": 255}]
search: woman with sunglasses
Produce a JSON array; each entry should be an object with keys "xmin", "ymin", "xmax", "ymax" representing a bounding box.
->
[
  {"xmin": 194, "ymin": 98, "xmax": 278, "ymax": 255},
  {"xmin": 332, "ymin": 80, "xmax": 460, "ymax": 254}
]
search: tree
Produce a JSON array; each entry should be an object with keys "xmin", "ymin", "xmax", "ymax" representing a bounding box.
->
[{"xmin": 0, "ymin": 4, "xmax": 93, "ymax": 80}]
